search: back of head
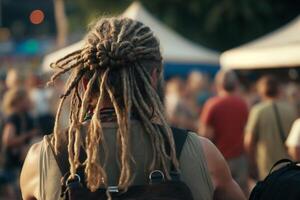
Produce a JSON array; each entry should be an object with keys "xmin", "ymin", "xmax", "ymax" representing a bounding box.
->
[
  {"xmin": 48, "ymin": 17, "xmax": 177, "ymax": 192},
  {"xmin": 187, "ymin": 71, "xmax": 206, "ymax": 91},
  {"xmin": 215, "ymin": 70, "xmax": 238, "ymax": 93},
  {"xmin": 26, "ymin": 72, "xmax": 42, "ymax": 89},
  {"xmin": 2, "ymin": 87, "xmax": 27, "ymax": 115},
  {"xmin": 166, "ymin": 77, "xmax": 184, "ymax": 95},
  {"xmin": 257, "ymin": 75, "xmax": 279, "ymax": 98},
  {"xmin": 6, "ymin": 69, "xmax": 23, "ymax": 89}
]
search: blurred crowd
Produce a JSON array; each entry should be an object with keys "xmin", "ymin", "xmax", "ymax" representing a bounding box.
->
[
  {"xmin": 0, "ymin": 68, "xmax": 63, "ymax": 199},
  {"xmin": 1, "ymin": 68, "xmax": 300, "ymax": 199},
  {"xmin": 165, "ymin": 71, "xmax": 300, "ymax": 196}
]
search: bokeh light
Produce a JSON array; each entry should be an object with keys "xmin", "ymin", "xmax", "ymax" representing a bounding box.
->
[{"xmin": 29, "ymin": 10, "xmax": 45, "ymax": 25}]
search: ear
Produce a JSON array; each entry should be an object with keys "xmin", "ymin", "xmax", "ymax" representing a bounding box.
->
[
  {"xmin": 82, "ymin": 77, "xmax": 89, "ymax": 90},
  {"xmin": 151, "ymin": 68, "xmax": 158, "ymax": 88}
]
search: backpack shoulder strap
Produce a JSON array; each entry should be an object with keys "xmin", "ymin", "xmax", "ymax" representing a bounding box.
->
[
  {"xmin": 46, "ymin": 133, "xmax": 70, "ymax": 177},
  {"xmin": 273, "ymin": 102, "xmax": 287, "ymax": 143},
  {"xmin": 170, "ymin": 127, "xmax": 188, "ymax": 159},
  {"xmin": 269, "ymin": 158, "xmax": 294, "ymax": 174}
]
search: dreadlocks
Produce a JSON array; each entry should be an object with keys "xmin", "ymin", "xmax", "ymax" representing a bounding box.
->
[{"xmin": 48, "ymin": 17, "xmax": 178, "ymax": 192}]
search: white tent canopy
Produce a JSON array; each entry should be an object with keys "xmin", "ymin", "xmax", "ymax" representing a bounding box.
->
[
  {"xmin": 43, "ymin": 2, "xmax": 219, "ymax": 72},
  {"xmin": 221, "ymin": 16, "xmax": 300, "ymax": 70}
]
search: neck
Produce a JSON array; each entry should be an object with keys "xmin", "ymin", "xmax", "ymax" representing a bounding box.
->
[
  {"xmin": 262, "ymin": 96, "xmax": 277, "ymax": 101},
  {"xmin": 99, "ymin": 99, "xmax": 114, "ymax": 110},
  {"xmin": 218, "ymin": 90, "xmax": 234, "ymax": 97}
]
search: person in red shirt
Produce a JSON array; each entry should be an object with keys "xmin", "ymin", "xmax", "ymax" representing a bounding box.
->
[{"xmin": 200, "ymin": 70, "xmax": 249, "ymax": 195}]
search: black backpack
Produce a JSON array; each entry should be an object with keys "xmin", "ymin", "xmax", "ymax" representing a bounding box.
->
[
  {"xmin": 249, "ymin": 159, "xmax": 300, "ymax": 200},
  {"xmin": 48, "ymin": 127, "xmax": 194, "ymax": 200}
]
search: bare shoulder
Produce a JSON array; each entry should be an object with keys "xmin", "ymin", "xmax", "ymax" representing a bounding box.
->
[
  {"xmin": 199, "ymin": 136, "xmax": 225, "ymax": 163},
  {"xmin": 186, "ymin": 132, "xmax": 219, "ymax": 157},
  {"xmin": 29, "ymin": 141, "xmax": 42, "ymax": 154},
  {"xmin": 198, "ymin": 136, "xmax": 246, "ymax": 200},
  {"xmin": 20, "ymin": 141, "xmax": 43, "ymax": 200},
  {"xmin": 23, "ymin": 141, "xmax": 42, "ymax": 166},
  {"xmin": 199, "ymin": 137, "xmax": 229, "ymax": 172},
  {"xmin": 185, "ymin": 133, "xmax": 226, "ymax": 176}
]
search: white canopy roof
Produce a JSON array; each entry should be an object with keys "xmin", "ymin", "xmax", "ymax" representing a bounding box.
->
[
  {"xmin": 221, "ymin": 16, "xmax": 300, "ymax": 70},
  {"xmin": 43, "ymin": 2, "xmax": 219, "ymax": 72}
]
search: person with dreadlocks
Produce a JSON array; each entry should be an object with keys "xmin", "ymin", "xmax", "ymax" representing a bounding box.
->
[{"xmin": 20, "ymin": 17, "xmax": 245, "ymax": 200}]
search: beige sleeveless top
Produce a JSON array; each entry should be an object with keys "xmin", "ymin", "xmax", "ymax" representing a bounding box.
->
[{"xmin": 38, "ymin": 121, "xmax": 214, "ymax": 200}]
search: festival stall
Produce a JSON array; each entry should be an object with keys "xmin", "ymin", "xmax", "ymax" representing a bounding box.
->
[
  {"xmin": 42, "ymin": 2, "xmax": 220, "ymax": 78},
  {"xmin": 221, "ymin": 16, "xmax": 300, "ymax": 70}
]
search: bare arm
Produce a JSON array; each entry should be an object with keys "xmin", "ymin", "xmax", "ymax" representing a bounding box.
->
[
  {"xmin": 288, "ymin": 146, "xmax": 300, "ymax": 161},
  {"xmin": 244, "ymin": 131, "xmax": 258, "ymax": 179},
  {"xmin": 201, "ymin": 137, "xmax": 246, "ymax": 200},
  {"xmin": 199, "ymin": 100, "xmax": 215, "ymax": 141},
  {"xmin": 2, "ymin": 123, "xmax": 32, "ymax": 148},
  {"xmin": 199, "ymin": 124, "xmax": 215, "ymax": 141},
  {"xmin": 286, "ymin": 119, "xmax": 300, "ymax": 161},
  {"xmin": 20, "ymin": 142, "xmax": 41, "ymax": 200}
]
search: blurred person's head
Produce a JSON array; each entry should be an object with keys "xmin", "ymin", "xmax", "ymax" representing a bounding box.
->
[
  {"xmin": 257, "ymin": 75, "xmax": 279, "ymax": 99},
  {"xmin": 5, "ymin": 68, "xmax": 24, "ymax": 89},
  {"xmin": 187, "ymin": 71, "xmax": 208, "ymax": 93},
  {"xmin": 165, "ymin": 77, "xmax": 185, "ymax": 96},
  {"xmin": 48, "ymin": 17, "xmax": 178, "ymax": 192},
  {"xmin": 26, "ymin": 72, "xmax": 43, "ymax": 89},
  {"xmin": 285, "ymin": 83, "xmax": 300, "ymax": 102},
  {"xmin": 215, "ymin": 70, "xmax": 238, "ymax": 95},
  {"xmin": 2, "ymin": 87, "xmax": 31, "ymax": 115},
  {"xmin": 0, "ymin": 73, "xmax": 7, "ymax": 95}
]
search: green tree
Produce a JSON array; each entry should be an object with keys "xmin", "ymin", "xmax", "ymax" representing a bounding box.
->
[{"xmin": 67, "ymin": 0, "xmax": 300, "ymax": 51}]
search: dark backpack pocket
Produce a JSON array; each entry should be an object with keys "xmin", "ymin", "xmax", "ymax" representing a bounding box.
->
[{"xmin": 249, "ymin": 159, "xmax": 300, "ymax": 200}]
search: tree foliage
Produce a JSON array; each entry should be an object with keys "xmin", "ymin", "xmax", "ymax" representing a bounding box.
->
[{"xmin": 68, "ymin": 0, "xmax": 300, "ymax": 50}]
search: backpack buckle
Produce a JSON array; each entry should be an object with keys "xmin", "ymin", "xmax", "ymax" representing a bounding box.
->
[
  {"xmin": 66, "ymin": 174, "xmax": 81, "ymax": 186},
  {"xmin": 170, "ymin": 171, "xmax": 181, "ymax": 181},
  {"xmin": 107, "ymin": 186, "xmax": 119, "ymax": 193},
  {"xmin": 149, "ymin": 170, "xmax": 165, "ymax": 184}
]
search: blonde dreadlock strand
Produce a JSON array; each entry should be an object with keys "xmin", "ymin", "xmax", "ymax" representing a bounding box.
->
[{"xmin": 48, "ymin": 17, "xmax": 179, "ymax": 194}]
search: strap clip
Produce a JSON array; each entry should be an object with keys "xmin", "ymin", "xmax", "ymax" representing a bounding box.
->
[
  {"xmin": 149, "ymin": 170, "xmax": 165, "ymax": 184},
  {"xmin": 107, "ymin": 186, "xmax": 119, "ymax": 193}
]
